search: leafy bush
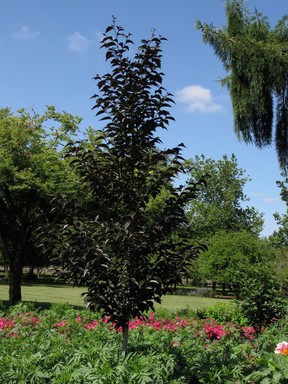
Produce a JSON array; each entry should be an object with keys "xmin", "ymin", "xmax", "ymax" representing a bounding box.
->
[
  {"xmin": 199, "ymin": 302, "xmax": 249, "ymax": 326},
  {"xmin": 173, "ymin": 306, "xmax": 196, "ymax": 319},
  {"xmin": 236, "ymin": 266, "xmax": 287, "ymax": 332},
  {"xmin": 243, "ymin": 315, "xmax": 288, "ymax": 383}
]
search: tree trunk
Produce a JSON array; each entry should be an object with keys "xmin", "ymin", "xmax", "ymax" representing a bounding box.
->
[
  {"xmin": 29, "ymin": 264, "xmax": 34, "ymax": 276},
  {"xmin": 9, "ymin": 254, "xmax": 23, "ymax": 305},
  {"xmin": 122, "ymin": 323, "xmax": 129, "ymax": 355}
]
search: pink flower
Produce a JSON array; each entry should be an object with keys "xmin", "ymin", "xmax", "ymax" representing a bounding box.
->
[
  {"xmin": 53, "ymin": 320, "xmax": 67, "ymax": 327},
  {"xmin": 275, "ymin": 342, "xmax": 288, "ymax": 355},
  {"xmin": 242, "ymin": 326, "xmax": 256, "ymax": 340},
  {"xmin": 202, "ymin": 320, "xmax": 226, "ymax": 340},
  {"xmin": 86, "ymin": 320, "xmax": 99, "ymax": 330}
]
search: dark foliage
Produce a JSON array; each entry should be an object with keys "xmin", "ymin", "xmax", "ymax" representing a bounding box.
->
[{"xmin": 40, "ymin": 19, "xmax": 207, "ymax": 351}]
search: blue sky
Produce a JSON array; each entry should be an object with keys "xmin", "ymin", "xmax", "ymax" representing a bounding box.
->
[{"xmin": 1, "ymin": 0, "xmax": 287, "ymax": 236}]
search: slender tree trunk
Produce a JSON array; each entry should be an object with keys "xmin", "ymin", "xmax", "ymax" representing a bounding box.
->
[
  {"xmin": 9, "ymin": 254, "xmax": 22, "ymax": 305},
  {"xmin": 29, "ymin": 265, "xmax": 34, "ymax": 276},
  {"xmin": 122, "ymin": 323, "xmax": 129, "ymax": 355}
]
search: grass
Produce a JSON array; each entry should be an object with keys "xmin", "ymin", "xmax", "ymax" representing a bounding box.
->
[
  {"xmin": 1, "ymin": 283, "xmax": 85, "ymax": 308},
  {"xmin": 158, "ymin": 294, "xmax": 228, "ymax": 311},
  {"xmin": 0, "ymin": 283, "xmax": 229, "ymax": 311}
]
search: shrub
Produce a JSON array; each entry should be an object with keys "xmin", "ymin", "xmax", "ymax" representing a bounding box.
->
[
  {"xmin": 243, "ymin": 316, "xmax": 288, "ymax": 383},
  {"xmin": 236, "ymin": 266, "xmax": 287, "ymax": 332},
  {"xmin": 201, "ymin": 302, "xmax": 249, "ymax": 326}
]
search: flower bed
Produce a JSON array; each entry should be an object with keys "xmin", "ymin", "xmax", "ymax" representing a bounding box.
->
[{"xmin": 0, "ymin": 302, "xmax": 287, "ymax": 383}]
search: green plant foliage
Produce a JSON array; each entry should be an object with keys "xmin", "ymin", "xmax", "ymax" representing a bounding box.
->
[
  {"xmin": 243, "ymin": 315, "xmax": 288, "ymax": 383},
  {"xmin": 185, "ymin": 154, "xmax": 264, "ymax": 240},
  {"xmin": 236, "ymin": 265, "xmax": 287, "ymax": 332},
  {"xmin": 198, "ymin": 230, "xmax": 276, "ymax": 292},
  {"xmin": 0, "ymin": 106, "xmax": 82, "ymax": 305},
  {"xmin": 270, "ymin": 173, "xmax": 288, "ymax": 253},
  {"xmin": 200, "ymin": 302, "xmax": 249, "ymax": 326},
  {"xmin": 0, "ymin": 303, "xmax": 267, "ymax": 383}
]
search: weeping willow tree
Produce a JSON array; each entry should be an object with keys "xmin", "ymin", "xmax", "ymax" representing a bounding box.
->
[{"xmin": 196, "ymin": 0, "xmax": 288, "ymax": 171}]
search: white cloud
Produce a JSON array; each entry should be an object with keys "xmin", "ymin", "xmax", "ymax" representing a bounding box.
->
[
  {"xmin": 176, "ymin": 85, "xmax": 222, "ymax": 113},
  {"xmin": 264, "ymin": 197, "xmax": 279, "ymax": 203},
  {"xmin": 67, "ymin": 31, "xmax": 90, "ymax": 53},
  {"xmin": 251, "ymin": 192, "xmax": 280, "ymax": 204},
  {"xmin": 12, "ymin": 26, "xmax": 40, "ymax": 41}
]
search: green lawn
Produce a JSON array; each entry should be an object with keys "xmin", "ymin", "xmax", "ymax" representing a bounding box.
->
[
  {"xmin": 158, "ymin": 294, "xmax": 228, "ymax": 311},
  {"xmin": 0, "ymin": 283, "xmax": 229, "ymax": 311}
]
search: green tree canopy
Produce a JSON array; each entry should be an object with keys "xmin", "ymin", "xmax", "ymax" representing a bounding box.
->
[
  {"xmin": 196, "ymin": 0, "xmax": 288, "ymax": 171},
  {"xmin": 269, "ymin": 173, "xmax": 288, "ymax": 247},
  {"xmin": 199, "ymin": 230, "xmax": 286, "ymax": 330},
  {"xmin": 0, "ymin": 106, "xmax": 82, "ymax": 305},
  {"xmin": 45, "ymin": 20, "xmax": 206, "ymax": 353},
  {"xmin": 198, "ymin": 230, "xmax": 277, "ymax": 289},
  {"xmin": 185, "ymin": 154, "xmax": 264, "ymax": 240}
]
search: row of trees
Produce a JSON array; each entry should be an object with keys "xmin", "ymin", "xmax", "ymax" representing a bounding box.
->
[
  {"xmin": 0, "ymin": 104, "xmax": 277, "ymax": 343},
  {"xmin": 0, "ymin": 105, "xmax": 268, "ymax": 299}
]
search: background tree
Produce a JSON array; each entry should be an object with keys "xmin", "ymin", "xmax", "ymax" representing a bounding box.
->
[
  {"xmin": 268, "ymin": 174, "xmax": 288, "ymax": 281},
  {"xmin": 46, "ymin": 20, "xmax": 206, "ymax": 353},
  {"xmin": 269, "ymin": 173, "xmax": 288, "ymax": 247},
  {"xmin": 185, "ymin": 154, "xmax": 263, "ymax": 241},
  {"xmin": 196, "ymin": 0, "xmax": 288, "ymax": 171},
  {"xmin": 0, "ymin": 106, "xmax": 81, "ymax": 305},
  {"xmin": 198, "ymin": 230, "xmax": 277, "ymax": 294}
]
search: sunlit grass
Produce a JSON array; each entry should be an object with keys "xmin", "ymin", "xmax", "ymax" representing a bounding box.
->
[
  {"xmin": 156, "ymin": 294, "xmax": 228, "ymax": 311},
  {"xmin": 1, "ymin": 284, "xmax": 85, "ymax": 307},
  {"xmin": 0, "ymin": 283, "xmax": 229, "ymax": 311}
]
